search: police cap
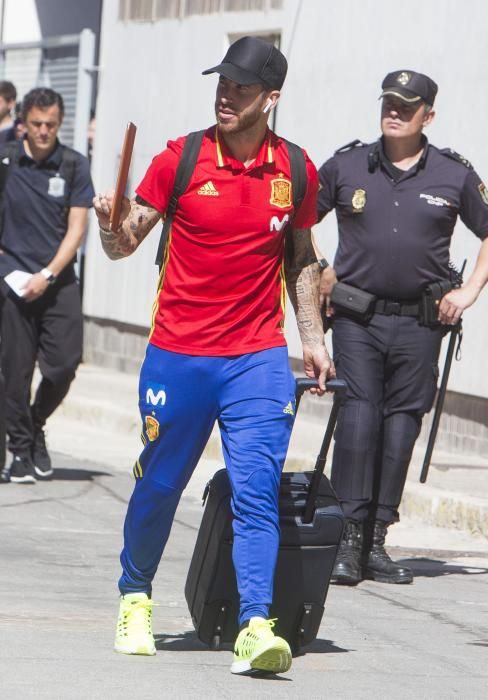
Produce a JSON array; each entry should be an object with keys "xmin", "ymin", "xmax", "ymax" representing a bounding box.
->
[{"xmin": 380, "ymin": 70, "xmax": 438, "ymax": 106}]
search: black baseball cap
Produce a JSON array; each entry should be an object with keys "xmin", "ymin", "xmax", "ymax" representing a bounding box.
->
[
  {"xmin": 202, "ymin": 36, "xmax": 288, "ymax": 90},
  {"xmin": 380, "ymin": 70, "xmax": 438, "ymax": 106}
]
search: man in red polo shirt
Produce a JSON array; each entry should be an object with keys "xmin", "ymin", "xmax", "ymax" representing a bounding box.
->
[{"xmin": 93, "ymin": 36, "xmax": 334, "ymax": 676}]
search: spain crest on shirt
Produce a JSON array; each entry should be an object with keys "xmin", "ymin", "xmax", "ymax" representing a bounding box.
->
[{"xmin": 270, "ymin": 176, "xmax": 292, "ymax": 208}]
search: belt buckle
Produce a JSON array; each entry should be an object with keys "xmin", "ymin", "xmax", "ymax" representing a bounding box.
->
[{"xmin": 387, "ymin": 301, "xmax": 401, "ymax": 315}]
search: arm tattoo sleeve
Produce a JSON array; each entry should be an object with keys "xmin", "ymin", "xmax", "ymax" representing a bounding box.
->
[
  {"xmin": 285, "ymin": 228, "xmax": 325, "ymax": 348},
  {"xmin": 284, "ymin": 223, "xmax": 318, "ymax": 271},
  {"xmin": 99, "ymin": 196, "xmax": 161, "ymax": 260}
]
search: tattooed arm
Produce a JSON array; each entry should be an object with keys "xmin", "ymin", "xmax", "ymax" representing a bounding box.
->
[
  {"xmin": 285, "ymin": 227, "xmax": 335, "ymax": 392},
  {"xmin": 311, "ymin": 231, "xmax": 337, "ymax": 307},
  {"xmin": 94, "ymin": 192, "xmax": 161, "ymax": 260}
]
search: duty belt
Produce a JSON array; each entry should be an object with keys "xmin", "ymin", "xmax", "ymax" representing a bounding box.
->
[{"xmin": 374, "ymin": 299, "xmax": 419, "ymax": 317}]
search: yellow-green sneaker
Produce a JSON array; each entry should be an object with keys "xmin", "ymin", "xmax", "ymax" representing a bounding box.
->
[
  {"xmin": 230, "ymin": 617, "xmax": 292, "ymax": 675},
  {"xmin": 114, "ymin": 592, "xmax": 156, "ymax": 655}
]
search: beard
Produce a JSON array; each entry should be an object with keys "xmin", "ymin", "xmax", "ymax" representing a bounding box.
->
[{"xmin": 215, "ymin": 102, "xmax": 265, "ymax": 136}]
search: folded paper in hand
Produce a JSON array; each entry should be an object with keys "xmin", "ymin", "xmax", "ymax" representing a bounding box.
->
[{"xmin": 4, "ymin": 270, "xmax": 32, "ymax": 297}]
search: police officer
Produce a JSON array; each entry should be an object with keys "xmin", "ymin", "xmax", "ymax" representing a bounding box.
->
[
  {"xmin": 317, "ymin": 70, "xmax": 488, "ymax": 585},
  {"xmin": 0, "ymin": 88, "xmax": 95, "ymax": 484}
]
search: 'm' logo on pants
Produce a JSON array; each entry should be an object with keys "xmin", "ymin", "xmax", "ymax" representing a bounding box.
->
[{"xmin": 146, "ymin": 387, "xmax": 167, "ymax": 406}]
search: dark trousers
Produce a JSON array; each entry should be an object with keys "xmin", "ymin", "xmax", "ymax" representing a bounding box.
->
[
  {"xmin": 331, "ymin": 314, "xmax": 443, "ymax": 524},
  {"xmin": 0, "ymin": 357, "xmax": 5, "ymax": 469},
  {"xmin": 0, "ymin": 280, "xmax": 83, "ymax": 455}
]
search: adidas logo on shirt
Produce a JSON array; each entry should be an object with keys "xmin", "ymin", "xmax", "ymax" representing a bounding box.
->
[{"xmin": 197, "ymin": 181, "xmax": 219, "ymax": 196}]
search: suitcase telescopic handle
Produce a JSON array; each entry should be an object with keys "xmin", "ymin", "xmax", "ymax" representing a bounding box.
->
[
  {"xmin": 293, "ymin": 377, "xmax": 348, "ymax": 524},
  {"xmin": 295, "ymin": 378, "xmax": 347, "ymax": 410}
]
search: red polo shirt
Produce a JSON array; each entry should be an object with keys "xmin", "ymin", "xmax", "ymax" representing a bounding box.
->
[{"xmin": 136, "ymin": 125, "xmax": 318, "ymax": 356}]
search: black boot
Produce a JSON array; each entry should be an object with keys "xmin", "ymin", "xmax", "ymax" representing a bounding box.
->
[
  {"xmin": 363, "ymin": 520, "xmax": 413, "ymax": 584},
  {"xmin": 331, "ymin": 520, "xmax": 363, "ymax": 585}
]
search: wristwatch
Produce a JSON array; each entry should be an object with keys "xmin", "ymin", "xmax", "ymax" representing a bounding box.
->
[
  {"xmin": 40, "ymin": 267, "xmax": 57, "ymax": 285},
  {"xmin": 317, "ymin": 258, "xmax": 330, "ymax": 271}
]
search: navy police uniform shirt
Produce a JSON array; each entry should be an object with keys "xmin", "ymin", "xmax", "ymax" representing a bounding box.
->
[
  {"xmin": 317, "ymin": 137, "xmax": 488, "ymax": 300},
  {"xmin": 0, "ymin": 138, "xmax": 95, "ymax": 278}
]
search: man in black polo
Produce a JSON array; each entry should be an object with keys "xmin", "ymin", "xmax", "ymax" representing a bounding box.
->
[
  {"xmin": 318, "ymin": 70, "xmax": 488, "ymax": 585},
  {"xmin": 0, "ymin": 87, "xmax": 95, "ymax": 484}
]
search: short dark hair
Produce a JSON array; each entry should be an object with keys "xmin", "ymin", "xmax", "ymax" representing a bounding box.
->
[
  {"xmin": 21, "ymin": 87, "xmax": 64, "ymax": 121},
  {"xmin": 0, "ymin": 80, "xmax": 17, "ymax": 102}
]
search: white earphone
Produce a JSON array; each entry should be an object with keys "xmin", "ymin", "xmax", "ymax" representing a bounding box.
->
[{"xmin": 263, "ymin": 98, "xmax": 274, "ymax": 114}]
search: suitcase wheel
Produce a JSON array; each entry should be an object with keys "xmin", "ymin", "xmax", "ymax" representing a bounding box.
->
[{"xmin": 210, "ymin": 634, "xmax": 222, "ymax": 651}]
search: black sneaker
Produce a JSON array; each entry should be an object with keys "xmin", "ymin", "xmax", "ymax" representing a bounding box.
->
[
  {"xmin": 32, "ymin": 427, "xmax": 53, "ymax": 479},
  {"xmin": 9, "ymin": 454, "xmax": 36, "ymax": 484},
  {"xmin": 0, "ymin": 464, "xmax": 11, "ymax": 484}
]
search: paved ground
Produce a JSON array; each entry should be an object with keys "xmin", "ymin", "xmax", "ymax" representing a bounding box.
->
[
  {"xmin": 1, "ymin": 449, "xmax": 487, "ymax": 700},
  {"xmin": 1, "ymin": 363, "xmax": 487, "ymax": 698}
]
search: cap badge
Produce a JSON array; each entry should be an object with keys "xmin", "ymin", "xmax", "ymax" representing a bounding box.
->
[
  {"xmin": 270, "ymin": 176, "xmax": 292, "ymax": 209},
  {"xmin": 145, "ymin": 415, "xmax": 160, "ymax": 442},
  {"xmin": 352, "ymin": 188, "xmax": 367, "ymax": 213},
  {"xmin": 397, "ymin": 72, "xmax": 411, "ymax": 86}
]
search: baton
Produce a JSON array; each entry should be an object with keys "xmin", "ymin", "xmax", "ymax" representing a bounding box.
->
[
  {"xmin": 419, "ymin": 324, "xmax": 460, "ymax": 483},
  {"xmin": 109, "ymin": 121, "xmax": 137, "ymax": 232}
]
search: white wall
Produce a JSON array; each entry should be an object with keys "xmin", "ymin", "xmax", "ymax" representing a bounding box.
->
[
  {"xmin": 2, "ymin": 0, "xmax": 40, "ymax": 42},
  {"xmin": 85, "ymin": 0, "xmax": 488, "ymax": 398}
]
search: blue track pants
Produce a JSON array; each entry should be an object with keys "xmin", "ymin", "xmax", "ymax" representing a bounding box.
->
[{"xmin": 119, "ymin": 344, "xmax": 295, "ymax": 624}]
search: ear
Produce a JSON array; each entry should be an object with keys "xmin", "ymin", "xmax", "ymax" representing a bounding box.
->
[
  {"xmin": 263, "ymin": 90, "xmax": 280, "ymax": 114},
  {"xmin": 423, "ymin": 109, "xmax": 435, "ymax": 127},
  {"xmin": 269, "ymin": 90, "xmax": 280, "ymax": 108}
]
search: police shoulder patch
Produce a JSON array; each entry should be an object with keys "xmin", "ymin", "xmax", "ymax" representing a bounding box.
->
[
  {"xmin": 478, "ymin": 183, "xmax": 488, "ymax": 206},
  {"xmin": 334, "ymin": 139, "xmax": 368, "ymax": 155},
  {"xmin": 439, "ymin": 148, "xmax": 473, "ymax": 169}
]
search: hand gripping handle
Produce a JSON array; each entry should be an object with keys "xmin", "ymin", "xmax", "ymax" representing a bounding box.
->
[
  {"xmin": 295, "ymin": 378, "xmax": 347, "ymax": 410},
  {"xmin": 293, "ymin": 377, "xmax": 348, "ymax": 523}
]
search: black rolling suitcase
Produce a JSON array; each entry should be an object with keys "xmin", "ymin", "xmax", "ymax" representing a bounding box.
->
[{"xmin": 185, "ymin": 377, "xmax": 346, "ymax": 653}]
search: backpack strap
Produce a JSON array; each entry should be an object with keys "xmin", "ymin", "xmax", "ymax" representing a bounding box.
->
[
  {"xmin": 282, "ymin": 138, "xmax": 307, "ymax": 214},
  {"xmin": 59, "ymin": 145, "xmax": 78, "ymax": 226},
  {"xmin": 60, "ymin": 145, "xmax": 78, "ymax": 190},
  {"xmin": 0, "ymin": 141, "xmax": 21, "ymax": 237},
  {"xmin": 281, "ymin": 138, "xmax": 309, "ymax": 269},
  {"xmin": 59, "ymin": 145, "xmax": 79, "ymax": 225},
  {"xmin": 155, "ymin": 129, "xmax": 206, "ymax": 268}
]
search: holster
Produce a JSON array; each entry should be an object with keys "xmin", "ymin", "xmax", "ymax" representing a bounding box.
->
[
  {"xmin": 330, "ymin": 282, "xmax": 377, "ymax": 322},
  {"xmin": 418, "ymin": 279, "xmax": 452, "ymax": 327}
]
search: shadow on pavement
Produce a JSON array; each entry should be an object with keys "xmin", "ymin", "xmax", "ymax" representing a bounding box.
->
[
  {"xmin": 432, "ymin": 463, "xmax": 488, "ymax": 471},
  {"xmin": 52, "ymin": 467, "xmax": 112, "ymax": 481},
  {"xmin": 296, "ymin": 637, "xmax": 350, "ymax": 655},
  {"xmin": 154, "ymin": 630, "xmax": 209, "ymax": 652},
  {"xmin": 154, "ymin": 631, "xmax": 350, "ymax": 659},
  {"xmin": 401, "ymin": 557, "xmax": 488, "ymax": 577}
]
